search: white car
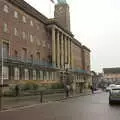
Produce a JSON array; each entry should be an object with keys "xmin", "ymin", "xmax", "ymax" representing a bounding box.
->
[
  {"xmin": 109, "ymin": 87, "xmax": 120, "ymax": 105},
  {"xmin": 106, "ymin": 84, "xmax": 116, "ymax": 92}
]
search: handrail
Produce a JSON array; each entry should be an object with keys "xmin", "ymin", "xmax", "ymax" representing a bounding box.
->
[{"xmin": 0, "ymin": 56, "xmax": 56, "ymax": 69}]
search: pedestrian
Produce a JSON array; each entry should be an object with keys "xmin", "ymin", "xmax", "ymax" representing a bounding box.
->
[
  {"xmin": 65, "ymin": 85, "xmax": 69, "ymax": 97},
  {"xmin": 90, "ymin": 85, "xmax": 94, "ymax": 94},
  {"xmin": 70, "ymin": 85, "xmax": 73, "ymax": 97},
  {"xmin": 15, "ymin": 84, "xmax": 19, "ymax": 96}
]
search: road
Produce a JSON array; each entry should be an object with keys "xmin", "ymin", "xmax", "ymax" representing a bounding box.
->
[{"xmin": 0, "ymin": 92, "xmax": 120, "ymax": 120}]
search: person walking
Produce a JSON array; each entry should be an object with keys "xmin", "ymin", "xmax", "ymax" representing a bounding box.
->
[{"xmin": 90, "ymin": 85, "xmax": 94, "ymax": 94}]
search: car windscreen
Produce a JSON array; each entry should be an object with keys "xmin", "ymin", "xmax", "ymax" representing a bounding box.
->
[{"xmin": 112, "ymin": 89, "xmax": 120, "ymax": 93}]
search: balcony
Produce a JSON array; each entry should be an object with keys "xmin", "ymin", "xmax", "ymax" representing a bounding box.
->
[
  {"xmin": 71, "ymin": 68, "xmax": 89, "ymax": 74},
  {"xmin": 0, "ymin": 56, "xmax": 56, "ymax": 69}
]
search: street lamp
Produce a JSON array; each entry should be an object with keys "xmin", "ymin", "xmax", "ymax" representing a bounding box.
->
[{"xmin": 0, "ymin": 41, "xmax": 3, "ymax": 110}]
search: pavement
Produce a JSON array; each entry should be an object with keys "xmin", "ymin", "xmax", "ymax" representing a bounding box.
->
[
  {"xmin": 2, "ymin": 89, "xmax": 92, "ymax": 110},
  {"xmin": 1, "ymin": 92, "xmax": 120, "ymax": 120}
]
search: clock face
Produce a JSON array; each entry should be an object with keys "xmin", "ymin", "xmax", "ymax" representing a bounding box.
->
[{"xmin": 58, "ymin": 6, "xmax": 63, "ymax": 14}]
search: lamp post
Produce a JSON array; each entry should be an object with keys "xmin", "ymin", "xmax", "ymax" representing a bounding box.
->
[{"xmin": 0, "ymin": 41, "xmax": 3, "ymax": 111}]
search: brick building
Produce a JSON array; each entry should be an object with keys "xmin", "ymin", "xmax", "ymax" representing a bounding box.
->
[
  {"xmin": 103, "ymin": 68, "xmax": 120, "ymax": 84},
  {"xmin": 0, "ymin": 0, "xmax": 91, "ymax": 92}
]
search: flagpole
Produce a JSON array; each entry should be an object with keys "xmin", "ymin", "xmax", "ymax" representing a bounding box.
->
[{"xmin": 2, "ymin": 41, "xmax": 3, "ymax": 85}]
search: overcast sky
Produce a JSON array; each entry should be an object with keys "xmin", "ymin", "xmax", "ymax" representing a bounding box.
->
[{"xmin": 25, "ymin": 0, "xmax": 120, "ymax": 73}]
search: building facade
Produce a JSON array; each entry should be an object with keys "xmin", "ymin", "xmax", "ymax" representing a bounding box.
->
[
  {"xmin": 103, "ymin": 68, "xmax": 120, "ymax": 84},
  {"xmin": 0, "ymin": 0, "xmax": 91, "ymax": 92}
]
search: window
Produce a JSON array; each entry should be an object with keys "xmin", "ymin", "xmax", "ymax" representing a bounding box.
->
[
  {"xmin": 22, "ymin": 32, "xmax": 26, "ymax": 39},
  {"xmin": 14, "ymin": 67, "xmax": 20, "ymax": 80},
  {"xmin": 30, "ymin": 54, "xmax": 33, "ymax": 62},
  {"xmin": 33, "ymin": 70, "xmax": 36, "ymax": 80},
  {"xmin": 2, "ymin": 42, "xmax": 9, "ymax": 58},
  {"xmin": 21, "ymin": 48, "xmax": 27, "ymax": 60},
  {"xmin": 14, "ymin": 11, "xmax": 18, "ymax": 18},
  {"xmin": 3, "ymin": 5, "xmax": 8, "ymax": 13},
  {"xmin": 36, "ymin": 52, "xmax": 40, "ymax": 61},
  {"xmin": 14, "ymin": 28, "xmax": 18, "ymax": 36},
  {"xmin": 30, "ymin": 35, "xmax": 33, "ymax": 42},
  {"xmin": 14, "ymin": 50, "xmax": 18, "ymax": 57},
  {"xmin": 40, "ymin": 71, "xmax": 43, "ymax": 80},
  {"xmin": 25, "ymin": 69, "xmax": 29, "ymax": 80},
  {"xmin": 42, "ymin": 41, "xmax": 46, "ymax": 47},
  {"xmin": 49, "ymin": 72, "xmax": 52, "ymax": 80},
  {"xmin": 3, "ymin": 23, "xmax": 8, "ymax": 33},
  {"xmin": 30, "ymin": 20, "xmax": 33, "ymax": 26},
  {"xmin": 43, "ymin": 71, "xmax": 47, "ymax": 80},
  {"xmin": 22, "ymin": 16, "xmax": 26, "ymax": 23},
  {"xmin": 46, "ymin": 72, "xmax": 49, "ymax": 80},
  {"xmin": 3, "ymin": 66, "xmax": 9, "ymax": 80}
]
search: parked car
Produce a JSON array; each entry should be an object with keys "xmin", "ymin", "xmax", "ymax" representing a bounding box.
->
[
  {"xmin": 106, "ymin": 84, "xmax": 116, "ymax": 92},
  {"xmin": 109, "ymin": 87, "xmax": 120, "ymax": 105}
]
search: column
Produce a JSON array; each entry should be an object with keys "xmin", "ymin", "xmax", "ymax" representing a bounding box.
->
[
  {"xmin": 51, "ymin": 72, "xmax": 54, "ymax": 80},
  {"xmin": 54, "ymin": 72, "xmax": 56, "ymax": 81},
  {"xmin": 65, "ymin": 37, "xmax": 68, "ymax": 64},
  {"xmin": 49, "ymin": 72, "xmax": 52, "ymax": 81},
  {"xmin": 68, "ymin": 38, "xmax": 71, "ymax": 68},
  {"xmin": 57, "ymin": 30, "xmax": 60, "ymax": 68},
  {"xmin": 46, "ymin": 72, "xmax": 49, "ymax": 81},
  {"xmin": 70, "ymin": 39, "xmax": 73, "ymax": 68},
  {"xmin": 52, "ymin": 27, "xmax": 56, "ymax": 67},
  {"xmin": 61, "ymin": 33, "xmax": 64, "ymax": 68}
]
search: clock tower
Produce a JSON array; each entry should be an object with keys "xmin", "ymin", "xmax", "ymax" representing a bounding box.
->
[{"xmin": 54, "ymin": 2, "xmax": 70, "ymax": 31}]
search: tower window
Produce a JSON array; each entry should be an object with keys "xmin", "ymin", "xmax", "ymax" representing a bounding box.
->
[
  {"xmin": 3, "ymin": 5, "xmax": 8, "ymax": 13},
  {"xmin": 3, "ymin": 23, "xmax": 8, "ymax": 33},
  {"xmin": 14, "ymin": 28, "xmax": 18, "ymax": 36},
  {"xmin": 30, "ymin": 35, "xmax": 33, "ymax": 42},
  {"xmin": 30, "ymin": 20, "xmax": 33, "ymax": 26},
  {"xmin": 14, "ymin": 50, "xmax": 18, "ymax": 57},
  {"xmin": 14, "ymin": 11, "xmax": 18, "ymax": 18},
  {"xmin": 22, "ymin": 16, "xmax": 26, "ymax": 23},
  {"xmin": 22, "ymin": 32, "xmax": 26, "ymax": 39}
]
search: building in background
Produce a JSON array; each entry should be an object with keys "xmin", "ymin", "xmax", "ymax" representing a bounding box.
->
[
  {"xmin": 103, "ymin": 68, "xmax": 120, "ymax": 85},
  {"xmin": 91, "ymin": 71, "xmax": 104, "ymax": 89},
  {"xmin": 0, "ymin": 0, "xmax": 91, "ymax": 92}
]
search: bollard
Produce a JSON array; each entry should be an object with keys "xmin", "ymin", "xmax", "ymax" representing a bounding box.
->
[
  {"xmin": 0, "ymin": 86, "xmax": 3, "ymax": 111},
  {"xmin": 40, "ymin": 91, "xmax": 43, "ymax": 103}
]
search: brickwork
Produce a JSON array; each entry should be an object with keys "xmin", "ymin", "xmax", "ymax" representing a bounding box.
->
[
  {"xmin": 0, "ymin": 0, "xmax": 51, "ymax": 62},
  {"xmin": 0, "ymin": 0, "xmax": 91, "ymax": 89},
  {"xmin": 71, "ymin": 42, "xmax": 83, "ymax": 69}
]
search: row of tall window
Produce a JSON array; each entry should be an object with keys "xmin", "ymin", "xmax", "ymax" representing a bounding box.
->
[
  {"xmin": 0, "ymin": 42, "xmax": 9, "ymax": 58},
  {"xmin": 15, "ymin": 48, "xmax": 41, "ymax": 62},
  {"xmin": 2, "ymin": 66, "xmax": 58, "ymax": 81},
  {"xmin": 3, "ymin": 23, "xmax": 34, "ymax": 43},
  {"xmin": 3, "ymin": 4, "xmax": 50, "ymax": 48},
  {"xmin": 0, "ymin": 42, "xmax": 41, "ymax": 62},
  {"xmin": 3, "ymin": 22, "xmax": 49, "ymax": 47},
  {"xmin": 3, "ymin": 4, "xmax": 34, "ymax": 26},
  {"xmin": 74, "ymin": 74, "xmax": 84, "ymax": 81}
]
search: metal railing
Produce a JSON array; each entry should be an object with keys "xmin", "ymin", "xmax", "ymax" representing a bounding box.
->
[
  {"xmin": 0, "ymin": 56, "xmax": 56, "ymax": 69},
  {"xmin": 71, "ymin": 68, "xmax": 88, "ymax": 74}
]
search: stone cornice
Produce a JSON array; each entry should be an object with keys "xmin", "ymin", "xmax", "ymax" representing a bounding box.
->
[
  {"xmin": 72, "ymin": 38, "xmax": 82, "ymax": 48},
  {"xmin": 82, "ymin": 45, "xmax": 91, "ymax": 52},
  {"xmin": 6, "ymin": 0, "xmax": 91, "ymax": 53},
  {"xmin": 47, "ymin": 18, "xmax": 73, "ymax": 37}
]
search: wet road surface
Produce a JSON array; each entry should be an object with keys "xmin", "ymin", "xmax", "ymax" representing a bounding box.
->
[{"xmin": 0, "ymin": 92, "xmax": 120, "ymax": 120}]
